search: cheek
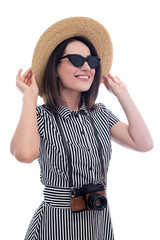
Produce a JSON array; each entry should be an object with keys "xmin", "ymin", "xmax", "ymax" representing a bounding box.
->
[
  {"xmin": 57, "ymin": 65, "xmax": 77, "ymax": 89},
  {"xmin": 57, "ymin": 64, "xmax": 75, "ymax": 80},
  {"xmin": 91, "ymin": 69, "xmax": 96, "ymax": 80},
  {"xmin": 57, "ymin": 64, "xmax": 64, "ymax": 80}
]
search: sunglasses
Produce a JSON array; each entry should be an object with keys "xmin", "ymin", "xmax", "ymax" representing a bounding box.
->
[{"xmin": 60, "ymin": 54, "xmax": 101, "ymax": 69}]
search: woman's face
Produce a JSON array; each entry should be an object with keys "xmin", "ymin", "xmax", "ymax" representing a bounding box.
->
[{"xmin": 57, "ymin": 41, "xmax": 96, "ymax": 96}]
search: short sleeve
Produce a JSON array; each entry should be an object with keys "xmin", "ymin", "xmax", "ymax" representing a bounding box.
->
[
  {"xmin": 108, "ymin": 110, "xmax": 120, "ymax": 129},
  {"xmin": 99, "ymin": 103, "xmax": 120, "ymax": 130},
  {"xmin": 36, "ymin": 106, "xmax": 44, "ymax": 139}
]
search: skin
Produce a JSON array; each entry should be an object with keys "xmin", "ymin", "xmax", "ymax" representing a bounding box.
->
[
  {"xmin": 57, "ymin": 41, "xmax": 96, "ymax": 110},
  {"xmin": 10, "ymin": 41, "xmax": 153, "ymax": 163},
  {"xmin": 10, "ymin": 68, "xmax": 40, "ymax": 162},
  {"xmin": 103, "ymin": 74, "xmax": 153, "ymax": 151}
]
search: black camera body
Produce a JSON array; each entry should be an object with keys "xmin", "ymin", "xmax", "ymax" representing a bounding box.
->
[{"xmin": 70, "ymin": 183, "xmax": 107, "ymax": 212}]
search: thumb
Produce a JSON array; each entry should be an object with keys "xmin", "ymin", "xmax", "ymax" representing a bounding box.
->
[
  {"xmin": 103, "ymin": 75, "xmax": 113, "ymax": 92},
  {"xmin": 103, "ymin": 75, "xmax": 109, "ymax": 89},
  {"xmin": 103, "ymin": 75, "xmax": 113, "ymax": 86},
  {"xmin": 32, "ymin": 72, "xmax": 36, "ymax": 80},
  {"xmin": 30, "ymin": 73, "xmax": 37, "ymax": 84}
]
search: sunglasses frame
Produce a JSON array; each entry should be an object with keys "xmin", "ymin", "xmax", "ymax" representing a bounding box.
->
[{"xmin": 60, "ymin": 54, "xmax": 101, "ymax": 69}]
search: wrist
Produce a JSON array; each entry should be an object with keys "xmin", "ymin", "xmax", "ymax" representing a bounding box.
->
[
  {"xmin": 117, "ymin": 88, "xmax": 131, "ymax": 102},
  {"xmin": 23, "ymin": 91, "xmax": 38, "ymax": 107},
  {"xmin": 117, "ymin": 91, "xmax": 135, "ymax": 115}
]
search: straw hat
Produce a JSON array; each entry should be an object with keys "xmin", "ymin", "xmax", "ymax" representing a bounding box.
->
[{"xmin": 32, "ymin": 17, "xmax": 113, "ymax": 97}]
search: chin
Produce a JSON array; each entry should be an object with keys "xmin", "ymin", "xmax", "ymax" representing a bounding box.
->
[
  {"xmin": 79, "ymin": 87, "xmax": 91, "ymax": 93},
  {"xmin": 77, "ymin": 83, "xmax": 92, "ymax": 92}
]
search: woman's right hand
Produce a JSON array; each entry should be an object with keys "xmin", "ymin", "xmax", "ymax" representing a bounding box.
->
[
  {"xmin": 11, "ymin": 68, "xmax": 40, "ymax": 162},
  {"xmin": 16, "ymin": 68, "xmax": 39, "ymax": 100}
]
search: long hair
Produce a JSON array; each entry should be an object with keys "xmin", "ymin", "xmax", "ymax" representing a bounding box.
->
[{"xmin": 42, "ymin": 36, "xmax": 101, "ymax": 113}]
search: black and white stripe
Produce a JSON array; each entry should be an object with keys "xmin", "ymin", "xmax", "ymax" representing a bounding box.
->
[{"xmin": 24, "ymin": 102, "xmax": 119, "ymax": 240}]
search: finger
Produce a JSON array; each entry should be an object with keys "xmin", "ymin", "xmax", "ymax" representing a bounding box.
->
[
  {"xmin": 29, "ymin": 72, "xmax": 36, "ymax": 83},
  {"xmin": 26, "ymin": 71, "xmax": 32, "ymax": 78},
  {"xmin": 16, "ymin": 69, "xmax": 22, "ymax": 81},
  {"xmin": 23, "ymin": 74, "xmax": 32, "ymax": 85},
  {"xmin": 27, "ymin": 79, "xmax": 31, "ymax": 86},
  {"xmin": 107, "ymin": 76, "xmax": 115, "ymax": 86},
  {"xmin": 115, "ymin": 76, "xmax": 121, "ymax": 81},
  {"xmin": 22, "ymin": 72, "xmax": 32, "ymax": 85},
  {"xmin": 26, "ymin": 78, "xmax": 31, "ymax": 86},
  {"xmin": 103, "ymin": 76, "xmax": 114, "ymax": 92},
  {"xmin": 31, "ymin": 72, "xmax": 35, "ymax": 80},
  {"xmin": 104, "ymin": 74, "xmax": 118, "ymax": 86},
  {"xmin": 108, "ymin": 73, "xmax": 115, "ymax": 80},
  {"xmin": 26, "ymin": 73, "xmax": 34, "ymax": 86},
  {"xmin": 21, "ymin": 67, "xmax": 32, "ymax": 81},
  {"xmin": 114, "ymin": 76, "xmax": 122, "ymax": 86},
  {"xmin": 25, "ymin": 72, "xmax": 32, "ymax": 82},
  {"xmin": 103, "ymin": 74, "xmax": 112, "ymax": 82},
  {"xmin": 108, "ymin": 73, "xmax": 114, "ymax": 78},
  {"xmin": 103, "ymin": 75, "xmax": 113, "ymax": 86},
  {"xmin": 30, "ymin": 73, "xmax": 37, "ymax": 84},
  {"xmin": 108, "ymin": 74, "xmax": 121, "ymax": 86},
  {"xmin": 108, "ymin": 73, "xmax": 117, "ymax": 83},
  {"xmin": 103, "ymin": 78, "xmax": 109, "ymax": 89}
]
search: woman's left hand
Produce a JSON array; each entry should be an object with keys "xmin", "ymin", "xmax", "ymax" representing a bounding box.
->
[
  {"xmin": 103, "ymin": 73, "xmax": 128, "ymax": 98},
  {"xmin": 103, "ymin": 73, "xmax": 153, "ymax": 152}
]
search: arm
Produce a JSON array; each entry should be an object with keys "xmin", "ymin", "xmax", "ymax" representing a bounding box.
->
[
  {"xmin": 103, "ymin": 73, "xmax": 154, "ymax": 152},
  {"xmin": 10, "ymin": 68, "xmax": 40, "ymax": 163}
]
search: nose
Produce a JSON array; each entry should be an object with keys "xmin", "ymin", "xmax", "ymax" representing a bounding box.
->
[{"xmin": 81, "ymin": 60, "xmax": 91, "ymax": 70}]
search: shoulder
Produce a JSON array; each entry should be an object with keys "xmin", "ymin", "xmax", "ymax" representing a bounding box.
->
[
  {"xmin": 90, "ymin": 102, "xmax": 120, "ymax": 129},
  {"xmin": 90, "ymin": 102, "xmax": 114, "ymax": 116},
  {"xmin": 36, "ymin": 105, "xmax": 53, "ymax": 118},
  {"xmin": 36, "ymin": 105, "xmax": 57, "ymax": 128},
  {"xmin": 36, "ymin": 105, "xmax": 57, "ymax": 138}
]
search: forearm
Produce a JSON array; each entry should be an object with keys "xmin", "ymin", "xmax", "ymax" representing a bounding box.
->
[
  {"xmin": 10, "ymin": 93, "xmax": 40, "ymax": 162},
  {"xmin": 117, "ymin": 90, "xmax": 153, "ymax": 150}
]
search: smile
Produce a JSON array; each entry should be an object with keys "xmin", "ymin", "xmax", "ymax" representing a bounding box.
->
[{"xmin": 75, "ymin": 75, "xmax": 90, "ymax": 79}]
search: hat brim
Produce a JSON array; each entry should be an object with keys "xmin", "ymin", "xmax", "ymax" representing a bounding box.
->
[{"xmin": 32, "ymin": 17, "xmax": 113, "ymax": 97}]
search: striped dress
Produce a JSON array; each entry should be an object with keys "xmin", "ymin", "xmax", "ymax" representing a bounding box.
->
[{"xmin": 24, "ymin": 101, "xmax": 119, "ymax": 240}]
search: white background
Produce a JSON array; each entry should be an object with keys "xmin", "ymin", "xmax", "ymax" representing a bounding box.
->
[{"xmin": 0, "ymin": 0, "xmax": 160, "ymax": 239}]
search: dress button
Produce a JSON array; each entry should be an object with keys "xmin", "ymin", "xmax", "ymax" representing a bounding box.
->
[
  {"xmin": 81, "ymin": 130, "xmax": 85, "ymax": 134},
  {"xmin": 89, "ymin": 166, "xmax": 92, "ymax": 170}
]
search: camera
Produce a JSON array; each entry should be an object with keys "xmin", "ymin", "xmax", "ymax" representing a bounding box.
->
[{"xmin": 70, "ymin": 183, "xmax": 107, "ymax": 212}]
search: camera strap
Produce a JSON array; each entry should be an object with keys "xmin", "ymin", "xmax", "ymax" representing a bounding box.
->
[
  {"xmin": 88, "ymin": 112, "xmax": 106, "ymax": 187},
  {"xmin": 54, "ymin": 112, "xmax": 106, "ymax": 188},
  {"xmin": 54, "ymin": 113, "xmax": 73, "ymax": 188}
]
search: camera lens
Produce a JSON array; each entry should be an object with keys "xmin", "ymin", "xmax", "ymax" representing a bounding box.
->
[{"xmin": 88, "ymin": 193, "xmax": 107, "ymax": 211}]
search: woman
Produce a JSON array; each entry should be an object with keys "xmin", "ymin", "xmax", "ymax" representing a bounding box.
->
[{"xmin": 10, "ymin": 17, "xmax": 153, "ymax": 240}]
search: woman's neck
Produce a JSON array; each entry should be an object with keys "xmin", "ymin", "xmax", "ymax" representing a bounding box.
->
[{"xmin": 60, "ymin": 91, "xmax": 82, "ymax": 111}]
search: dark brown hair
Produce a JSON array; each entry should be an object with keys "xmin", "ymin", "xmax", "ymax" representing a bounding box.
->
[{"xmin": 43, "ymin": 36, "xmax": 101, "ymax": 113}]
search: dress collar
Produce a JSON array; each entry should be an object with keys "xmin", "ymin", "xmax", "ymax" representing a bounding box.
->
[{"xmin": 57, "ymin": 98, "xmax": 88, "ymax": 120}]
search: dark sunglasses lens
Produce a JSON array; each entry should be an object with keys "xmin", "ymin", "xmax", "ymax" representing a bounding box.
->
[
  {"xmin": 69, "ymin": 55, "xmax": 84, "ymax": 67},
  {"xmin": 88, "ymin": 57, "xmax": 100, "ymax": 68}
]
